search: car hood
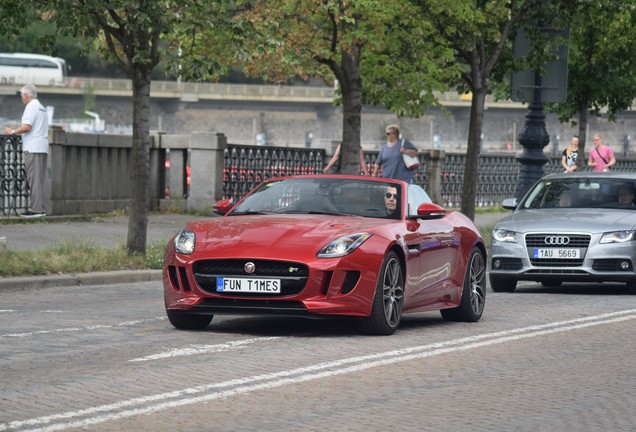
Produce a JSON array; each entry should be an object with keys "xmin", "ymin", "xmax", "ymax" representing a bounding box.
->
[
  {"xmin": 183, "ymin": 214, "xmax": 397, "ymax": 257},
  {"xmin": 495, "ymin": 209, "xmax": 636, "ymax": 233}
]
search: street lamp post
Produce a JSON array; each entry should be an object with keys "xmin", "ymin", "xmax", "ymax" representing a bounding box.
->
[
  {"xmin": 515, "ymin": 74, "xmax": 550, "ymax": 201},
  {"xmin": 510, "ymin": 27, "xmax": 569, "ymax": 201}
]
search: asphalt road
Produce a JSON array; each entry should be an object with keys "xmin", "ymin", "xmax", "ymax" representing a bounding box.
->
[{"xmin": 1, "ymin": 279, "xmax": 635, "ymax": 431}]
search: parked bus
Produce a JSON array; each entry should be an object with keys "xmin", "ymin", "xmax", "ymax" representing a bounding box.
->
[{"xmin": 0, "ymin": 53, "xmax": 67, "ymax": 86}]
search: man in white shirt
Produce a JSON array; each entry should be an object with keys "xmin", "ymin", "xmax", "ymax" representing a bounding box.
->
[{"xmin": 5, "ymin": 84, "xmax": 49, "ymax": 217}]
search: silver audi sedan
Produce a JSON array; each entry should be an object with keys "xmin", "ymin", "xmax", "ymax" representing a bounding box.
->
[{"xmin": 490, "ymin": 172, "xmax": 636, "ymax": 292}]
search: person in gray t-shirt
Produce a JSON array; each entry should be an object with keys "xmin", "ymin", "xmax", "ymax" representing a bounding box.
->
[{"xmin": 373, "ymin": 124, "xmax": 418, "ymax": 183}]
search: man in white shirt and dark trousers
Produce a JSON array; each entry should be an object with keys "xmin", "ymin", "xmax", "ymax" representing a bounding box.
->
[{"xmin": 5, "ymin": 84, "xmax": 49, "ymax": 218}]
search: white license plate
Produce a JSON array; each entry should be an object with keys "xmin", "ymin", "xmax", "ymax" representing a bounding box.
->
[
  {"xmin": 216, "ymin": 277, "xmax": 281, "ymax": 293},
  {"xmin": 533, "ymin": 248, "xmax": 580, "ymax": 259}
]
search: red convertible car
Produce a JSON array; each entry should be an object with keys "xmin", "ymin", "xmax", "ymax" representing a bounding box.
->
[{"xmin": 163, "ymin": 175, "xmax": 487, "ymax": 335}]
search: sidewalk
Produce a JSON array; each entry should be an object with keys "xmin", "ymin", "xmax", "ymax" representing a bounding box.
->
[
  {"xmin": 0, "ymin": 211, "xmax": 510, "ymax": 290},
  {"xmin": 0, "ymin": 213, "xmax": 199, "ymax": 291}
]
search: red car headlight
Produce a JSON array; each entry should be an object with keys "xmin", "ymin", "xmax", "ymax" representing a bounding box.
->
[
  {"xmin": 317, "ymin": 232, "xmax": 372, "ymax": 258},
  {"xmin": 174, "ymin": 228, "xmax": 196, "ymax": 254}
]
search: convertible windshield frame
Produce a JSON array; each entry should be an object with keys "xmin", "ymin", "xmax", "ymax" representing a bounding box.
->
[{"xmin": 229, "ymin": 178, "xmax": 405, "ymax": 219}]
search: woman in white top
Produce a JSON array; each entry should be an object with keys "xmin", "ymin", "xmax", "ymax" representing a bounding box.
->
[{"xmin": 561, "ymin": 135, "xmax": 579, "ymax": 173}]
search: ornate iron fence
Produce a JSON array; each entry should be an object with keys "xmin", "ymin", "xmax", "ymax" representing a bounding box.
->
[
  {"xmin": 222, "ymin": 146, "xmax": 636, "ymax": 208},
  {"xmin": 3, "ymin": 135, "xmax": 636, "ymax": 215},
  {"xmin": 0, "ymin": 136, "xmax": 28, "ymax": 216},
  {"xmin": 223, "ymin": 145, "xmax": 326, "ymax": 204}
]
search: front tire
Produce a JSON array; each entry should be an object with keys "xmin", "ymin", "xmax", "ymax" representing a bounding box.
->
[
  {"xmin": 167, "ymin": 309, "xmax": 213, "ymax": 330},
  {"xmin": 358, "ymin": 251, "xmax": 404, "ymax": 335},
  {"xmin": 441, "ymin": 247, "xmax": 486, "ymax": 322}
]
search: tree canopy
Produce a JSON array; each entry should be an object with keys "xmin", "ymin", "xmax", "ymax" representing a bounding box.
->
[
  {"xmin": 549, "ymin": 0, "xmax": 636, "ymax": 162},
  {"xmin": 210, "ymin": 0, "xmax": 457, "ymax": 175},
  {"xmin": 0, "ymin": 0, "xmax": 236, "ymax": 255}
]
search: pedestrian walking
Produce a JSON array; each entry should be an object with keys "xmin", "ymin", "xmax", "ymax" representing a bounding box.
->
[
  {"xmin": 588, "ymin": 134, "xmax": 616, "ymax": 172},
  {"xmin": 372, "ymin": 124, "xmax": 418, "ymax": 183}
]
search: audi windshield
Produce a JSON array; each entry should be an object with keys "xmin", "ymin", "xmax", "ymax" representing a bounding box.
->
[{"xmin": 520, "ymin": 177, "xmax": 636, "ymax": 210}]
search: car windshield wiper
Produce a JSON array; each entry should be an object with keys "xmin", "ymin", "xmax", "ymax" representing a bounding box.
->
[
  {"xmin": 229, "ymin": 210, "xmax": 275, "ymax": 215},
  {"xmin": 306, "ymin": 210, "xmax": 348, "ymax": 216},
  {"xmin": 281, "ymin": 210, "xmax": 348, "ymax": 216}
]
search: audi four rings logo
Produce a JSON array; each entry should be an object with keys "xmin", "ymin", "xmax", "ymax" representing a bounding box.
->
[
  {"xmin": 544, "ymin": 236, "xmax": 570, "ymax": 245},
  {"xmin": 244, "ymin": 262, "xmax": 255, "ymax": 273}
]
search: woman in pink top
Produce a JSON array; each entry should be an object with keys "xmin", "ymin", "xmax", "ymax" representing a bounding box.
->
[{"xmin": 588, "ymin": 134, "xmax": 616, "ymax": 172}]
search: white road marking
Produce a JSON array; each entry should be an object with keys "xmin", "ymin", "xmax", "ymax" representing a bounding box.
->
[
  {"xmin": 0, "ymin": 310, "xmax": 64, "ymax": 314},
  {"xmin": 0, "ymin": 317, "xmax": 166, "ymax": 340},
  {"xmin": 2, "ymin": 309, "xmax": 635, "ymax": 432},
  {"xmin": 128, "ymin": 337, "xmax": 282, "ymax": 362}
]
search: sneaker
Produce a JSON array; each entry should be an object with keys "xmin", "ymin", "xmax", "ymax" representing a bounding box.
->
[{"xmin": 20, "ymin": 211, "xmax": 46, "ymax": 218}]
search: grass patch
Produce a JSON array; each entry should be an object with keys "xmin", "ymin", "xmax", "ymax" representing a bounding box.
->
[
  {"xmin": 0, "ymin": 241, "xmax": 165, "ymax": 277},
  {"xmin": 478, "ymin": 223, "xmax": 494, "ymax": 248}
]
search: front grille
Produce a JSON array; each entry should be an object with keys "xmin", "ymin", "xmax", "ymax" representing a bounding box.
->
[
  {"xmin": 530, "ymin": 258, "xmax": 583, "ymax": 267},
  {"xmin": 193, "ymin": 259, "xmax": 309, "ymax": 296},
  {"xmin": 526, "ymin": 233, "xmax": 591, "ymax": 267},
  {"xmin": 526, "ymin": 269, "xmax": 589, "ymax": 275},
  {"xmin": 525, "ymin": 234, "xmax": 591, "ymax": 248}
]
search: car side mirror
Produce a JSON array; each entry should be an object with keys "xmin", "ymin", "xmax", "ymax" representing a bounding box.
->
[
  {"xmin": 416, "ymin": 203, "xmax": 446, "ymax": 219},
  {"xmin": 502, "ymin": 198, "xmax": 517, "ymax": 210},
  {"xmin": 212, "ymin": 199, "xmax": 233, "ymax": 215}
]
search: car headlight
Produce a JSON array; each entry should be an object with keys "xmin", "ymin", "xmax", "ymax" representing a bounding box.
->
[
  {"xmin": 317, "ymin": 233, "xmax": 372, "ymax": 258},
  {"xmin": 492, "ymin": 229, "xmax": 517, "ymax": 243},
  {"xmin": 600, "ymin": 230, "xmax": 636, "ymax": 244},
  {"xmin": 174, "ymin": 228, "xmax": 196, "ymax": 254}
]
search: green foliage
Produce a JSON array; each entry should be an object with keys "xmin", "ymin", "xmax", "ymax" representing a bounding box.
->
[
  {"xmin": 229, "ymin": 0, "xmax": 455, "ymax": 116},
  {"xmin": 404, "ymin": 0, "xmax": 568, "ymax": 220},
  {"xmin": 549, "ymin": 0, "xmax": 636, "ymax": 124}
]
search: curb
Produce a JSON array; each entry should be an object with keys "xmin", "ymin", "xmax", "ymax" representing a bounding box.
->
[{"xmin": 0, "ymin": 270, "xmax": 162, "ymax": 291}]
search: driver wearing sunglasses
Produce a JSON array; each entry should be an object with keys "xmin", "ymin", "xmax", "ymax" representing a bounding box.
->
[{"xmin": 384, "ymin": 186, "xmax": 399, "ymax": 216}]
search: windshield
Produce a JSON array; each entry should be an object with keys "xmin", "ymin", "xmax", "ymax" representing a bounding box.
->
[
  {"xmin": 521, "ymin": 178, "xmax": 636, "ymax": 210},
  {"xmin": 231, "ymin": 178, "xmax": 403, "ymax": 219}
]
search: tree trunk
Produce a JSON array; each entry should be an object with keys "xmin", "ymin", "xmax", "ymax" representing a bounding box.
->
[
  {"xmin": 126, "ymin": 71, "xmax": 152, "ymax": 255},
  {"xmin": 338, "ymin": 49, "xmax": 362, "ymax": 175},
  {"xmin": 460, "ymin": 89, "xmax": 487, "ymax": 221},
  {"xmin": 577, "ymin": 99, "xmax": 589, "ymax": 169}
]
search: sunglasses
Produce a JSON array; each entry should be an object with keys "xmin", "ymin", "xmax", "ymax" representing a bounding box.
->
[{"xmin": 385, "ymin": 192, "xmax": 397, "ymax": 199}]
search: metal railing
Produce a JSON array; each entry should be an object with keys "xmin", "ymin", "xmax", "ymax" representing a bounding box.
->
[
  {"xmin": 4, "ymin": 131, "xmax": 636, "ymax": 216},
  {"xmin": 0, "ymin": 136, "xmax": 28, "ymax": 216},
  {"xmin": 223, "ymin": 145, "xmax": 326, "ymax": 203}
]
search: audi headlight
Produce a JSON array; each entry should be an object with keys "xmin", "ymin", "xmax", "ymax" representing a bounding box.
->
[
  {"xmin": 492, "ymin": 229, "xmax": 517, "ymax": 243},
  {"xmin": 174, "ymin": 228, "xmax": 196, "ymax": 254},
  {"xmin": 317, "ymin": 233, "xmax": 372, "ymax": 258},
  {"xmin": 600, "ymin": 230, "xmax": 636, "ymax": 244}
]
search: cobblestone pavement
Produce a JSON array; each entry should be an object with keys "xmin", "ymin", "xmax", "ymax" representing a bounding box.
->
[{"xmin": 1, "ymin": 280, "xmax": 635, "ymax": 431}]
